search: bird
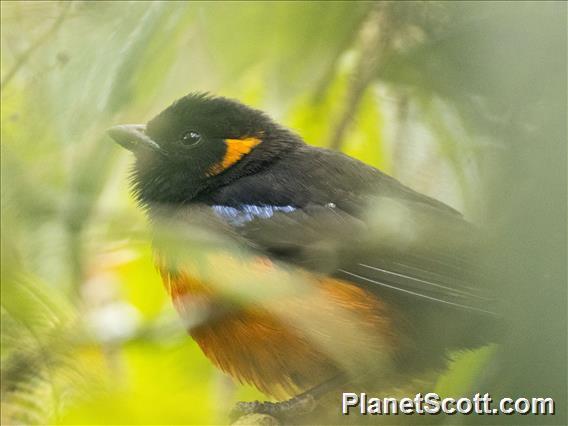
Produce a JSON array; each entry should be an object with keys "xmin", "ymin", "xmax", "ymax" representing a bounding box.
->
[{"xmin": 108, "ymin": 93, "xmax": 498, "ymax": 420}]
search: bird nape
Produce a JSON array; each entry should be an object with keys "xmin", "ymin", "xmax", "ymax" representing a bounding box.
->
[{"xmin": 108, "ymin": 93, "xmax": 499, "ymax": 422}]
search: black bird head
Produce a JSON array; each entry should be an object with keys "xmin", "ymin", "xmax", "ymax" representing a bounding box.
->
[{"xmin": 108, "ymin": 93, "xmax": 302, "ymax": 206}]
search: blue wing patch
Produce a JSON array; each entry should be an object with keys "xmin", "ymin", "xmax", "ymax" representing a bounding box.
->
[{"xmin": 211, "ymin": 204, "xmax": 297, "ymax": 226}]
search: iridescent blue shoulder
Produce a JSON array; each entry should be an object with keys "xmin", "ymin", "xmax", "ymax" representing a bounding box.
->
[{"xmin": 211, "ymin": 204, "xmax": 297, "ymax": 226}]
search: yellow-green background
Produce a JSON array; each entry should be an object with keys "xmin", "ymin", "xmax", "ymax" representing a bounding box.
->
[{"xmin": 1, "ymin": 2, "xmax": 565, "ymax": 425}]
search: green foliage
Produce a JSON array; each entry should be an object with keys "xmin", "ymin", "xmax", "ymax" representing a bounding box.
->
[
  {"xmin": 2, "ymin": 1, "xmax": 565, "ymax": 424},
  {"xmin": 1, "ymin": 2, "xmax": 383, "ymax": 423}
]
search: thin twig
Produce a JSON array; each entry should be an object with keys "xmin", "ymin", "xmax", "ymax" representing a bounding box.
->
[
  {"xmin": 328, "ymin": 3, "xmax": 390, "ymax": 151},
  {"xmin": 1, "ymin": 2, "xmax": 71, "ymax": 91}
]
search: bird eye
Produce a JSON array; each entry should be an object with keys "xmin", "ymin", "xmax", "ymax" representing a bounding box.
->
[{"xmin": 181, "ymin": 130, "xmax": 201, "ymax": 146}]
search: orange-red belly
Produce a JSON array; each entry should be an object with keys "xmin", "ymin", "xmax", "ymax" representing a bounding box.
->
[{"xmin": 157, "ymin": 254, "xmax": 400, "ymax": 398}]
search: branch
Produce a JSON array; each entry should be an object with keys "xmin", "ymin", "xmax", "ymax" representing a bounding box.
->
[
  {"xmin": 326, "ymin": 3, "xmax": 433, "ymax": 151},
  {"xmin": 1, "ymin": 2, "xmax": 71, "ymax": 91},
  {"xmin": 231, "ymin": 413, "xmax": 281, "ymax": 426},
  {"xmin": 327, "ymin": 3, "xmax": 390, "ymax": 151}
]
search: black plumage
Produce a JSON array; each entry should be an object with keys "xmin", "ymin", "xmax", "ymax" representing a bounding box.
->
[{"xmin": 109, "ymin": 92, "xmax": 499, "ymax": 398}]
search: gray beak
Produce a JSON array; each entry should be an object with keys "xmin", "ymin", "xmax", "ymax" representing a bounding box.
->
[{"xmin": 107, "ymin": 124, "xmax": 161, "ymax": 152}]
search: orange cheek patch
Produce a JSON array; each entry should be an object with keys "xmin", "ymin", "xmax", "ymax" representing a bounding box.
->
[{"xmin": 207, "ymin": 137, "xmax": 261, "ymax": 176}]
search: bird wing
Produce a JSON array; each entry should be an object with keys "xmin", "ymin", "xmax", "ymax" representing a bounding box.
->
[
  {"xmin": 192, "ymin": 146, "xmax": 498, "ymax": 318},
  {"xmin": 208, "ymin": 195, "xmax": 496, "ymax": 318}
]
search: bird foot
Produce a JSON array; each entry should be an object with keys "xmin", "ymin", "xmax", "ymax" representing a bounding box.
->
[{"xmin": 230, "ymin": 393, "xmax": 316, "ymax": 422}]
